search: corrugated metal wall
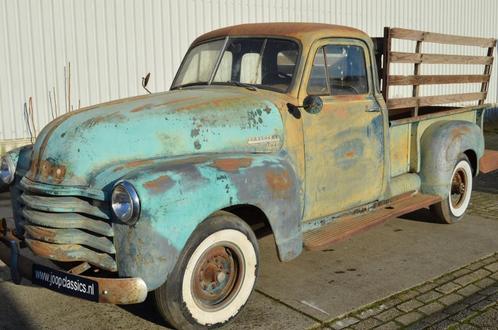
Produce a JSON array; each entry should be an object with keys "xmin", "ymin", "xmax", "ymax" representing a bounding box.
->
[{"xmin": 1, "ymin": 0, "xmax": 497, "ymax": 141}]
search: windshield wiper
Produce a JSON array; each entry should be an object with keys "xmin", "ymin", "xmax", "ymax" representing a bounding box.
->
[
  {"xmin": 171, "ymin": 82, "xmax": 209, "ymax": 90},
  {"xmin": 224, "ymin": 80, "xmax": 257, "ymax": 91}
]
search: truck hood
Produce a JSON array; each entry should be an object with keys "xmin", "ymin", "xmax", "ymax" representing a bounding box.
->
[{"xmin": 26, "ymin": 88, "xmax": 284, "ymax": 187}]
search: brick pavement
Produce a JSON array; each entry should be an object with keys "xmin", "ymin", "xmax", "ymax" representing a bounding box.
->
[{"xmin": 327, "ymin": 254, "xmax": 498, "ymax": 329}]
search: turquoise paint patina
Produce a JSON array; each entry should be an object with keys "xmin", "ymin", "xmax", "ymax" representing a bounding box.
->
[
  {"xmin": 112, "ymin": 153, "xmax": 302, "ymax": 290},
  {"xmin": 419, "ymin": 120, "xmax": 484, "ymax": 198},
  {"xmin": 8, "ymin": 87, "xmax": 301, "ymax": 290},
  {"xmin": 26, "ymin": 87, "xmax": 284, "ymax": 190}
]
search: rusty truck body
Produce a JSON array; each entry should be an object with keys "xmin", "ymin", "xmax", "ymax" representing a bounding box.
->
[{"xmin": 1, "ymin": 23, "xmax": 498, "ymax": 329}]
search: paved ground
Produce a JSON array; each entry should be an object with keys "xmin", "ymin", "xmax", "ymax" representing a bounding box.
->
[{"xmin": 0, "ymin": 132, "xmax": 496, "ymax": 330}]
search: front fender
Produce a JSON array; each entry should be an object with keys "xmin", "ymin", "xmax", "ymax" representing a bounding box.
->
[
  {"xmin": 113, "ymin": 153, "xmax": 302, "ymax": 290},
  {"xmin": 419, "ymin": 120, "xmax": 484, "ymax": 198}
]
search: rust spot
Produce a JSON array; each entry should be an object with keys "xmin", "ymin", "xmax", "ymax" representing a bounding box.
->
[
  {"xmin": 333, "ymin": 106, "xmax": 349, "ymax": 119},
  {"xmin": 53, "ymin": 165, "xmax": 67, "ymax": 184},
  {"xmin": 113, "ymin": 159, "xmax": 155, "ymax": 172},
  {"xmin": 143, "ymin": 175, "xmax": 174, "ymax": 194},
  {"xmin": 193, "ymin": 23, "xmax": 368, "ymax": 46},
  {"xmin": 451, "ymin": 126, "xmax": 471, "ymax": 140},
  {"xmin": 131, "ymin": 103, "xmax": 154, "ymax": 113},
  {"xmin": 37, "ymin": 159, "xmax": 66, "ymax": 183},
  {"xmin": 178, "ymin": 96, "xmax": 243, "ymax": 111},
  {"xmin": 163, "ymin": 95, "xmax": 201, "ymax": 106},
  {"xmin": 211, "ymin": 158, "xmax": 252, "ymax": 172},
  {"xmin": 25, "ymin": 225, "xmax": 57, "ymax": 241},
  {"xmin": 334, "ymin": 94, "xmax": 367, "ymax": 102},
  {"xmin": 130, "ymin": 96, "xmax": 201, "ymax": 113},
  {"xmin": 345, "ymin": 150, "xmax": 356, "ymax": 158},
  {"xmin": 124, "ymin": 159, "xmax": 155, "ymax": 168},
  {"xmin": 40, "ymin": 160, "xmax": 52, "ymax": 179},
  {"xmin": 81, "ymin": 111, "xmax": 127, "ymax": 127},
  {"xmin": 113, "ymin": 166, "xmax": 124, "ymax": 172},
  {"xmin": 266, "ymin": 170, "xmax": 292, "ymax": 193}
]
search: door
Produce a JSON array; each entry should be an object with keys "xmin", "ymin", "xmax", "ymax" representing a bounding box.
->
[{"xmin": 302, "ymin": 39, "xmax": 385, "ymax": 221}]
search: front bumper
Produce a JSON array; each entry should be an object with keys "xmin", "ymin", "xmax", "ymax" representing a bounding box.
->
[{"xmin": 0, "ymin": 220, "xmax": 148, "ymax": 305}]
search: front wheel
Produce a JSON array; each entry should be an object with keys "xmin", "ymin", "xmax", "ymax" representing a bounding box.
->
[
  {"xmin": 430, "ymin": 154, "xmax": 473, "ymax": 224},
  {"xmin": 154, "ymin": 211, "xmax": 259, "ymax": 329}
]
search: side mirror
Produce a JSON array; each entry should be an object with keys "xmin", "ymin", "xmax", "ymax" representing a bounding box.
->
[
  {"xmin": 303, "ymin": 95, "xmax": 323, "ymax": 114},
  {"xmin": 142, "ymin": 72, "xmax": 151, "ymax": 94}
]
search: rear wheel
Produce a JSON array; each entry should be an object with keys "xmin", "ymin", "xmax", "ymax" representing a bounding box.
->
[
  {"xmin": 153, "ymin": 211, "xmax": 259, "ymax": 329},
  {"xmin": 430, "ymin": 154, "xmax": 473, "ymax": 224}
]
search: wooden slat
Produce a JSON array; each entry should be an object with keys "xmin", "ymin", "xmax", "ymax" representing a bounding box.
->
[
  {"xmin": 480, "ymin": 47, "xmax": 495, "ymax": 105},
  {"xmin": 390, "ymin": 52, "xmax": 494, "ymax": 65},
  {"xmin": 390, "ymin": 28, "xmax": 496, "ymax": 48},
  {"xmin": 412, "ymin": 40, "xmax": 422, "ymax": 116},
  {"xmin": 387, "ymin": 92, "xmax": 485, "ymax": 110},
  {"xmin": 381, "ymin": 27, "xmax": 391, "ymax": 100},
  {"xmin": 480, "ymin": 150, "xmax": 498, "ymax": 173},
  {"xmin": 303, "ymin": 193, "xmax": 441, "ymax": 251},
  {"xmin": 389, "ymin": 74, "xmax": 490, "ymax": 85}
]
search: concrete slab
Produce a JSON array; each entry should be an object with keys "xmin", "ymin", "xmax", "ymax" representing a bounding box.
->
[
  {"xmin": 256, "ymin": 210, "xmax": 498, "ymax": 322},
  {"xmin": 0, "ymin": 265, "xmax": 318, "ymax": 330}
]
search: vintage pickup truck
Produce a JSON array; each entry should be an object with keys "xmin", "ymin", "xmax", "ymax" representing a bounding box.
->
[{"xmin": 1, "ymin": 23, "xmax": 498, "ymax": 329}]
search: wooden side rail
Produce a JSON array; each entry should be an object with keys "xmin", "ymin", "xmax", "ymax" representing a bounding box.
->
[{"xmin": 380, "ymin": 27, "xmax": 496, "ymax": 117}]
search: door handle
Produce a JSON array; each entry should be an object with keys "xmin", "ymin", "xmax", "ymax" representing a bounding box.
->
[{"xmin": 365, "ymin": 105, "xmax": 381, "ymax": 113}]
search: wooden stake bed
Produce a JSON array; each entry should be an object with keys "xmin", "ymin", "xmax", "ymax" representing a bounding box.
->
[
  {"xmin": 374, "ymin": 27, "xmax": 497, "ymax": 120},
  {"xmin": 303, "ymin": 193, "xmax": 442, "ymax": 251}
]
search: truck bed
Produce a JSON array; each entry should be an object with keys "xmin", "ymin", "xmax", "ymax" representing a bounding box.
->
[
  {"xmin": 373, "ymin": 27, "xmax": 497, "ymax": 121},
  {"xmin": 388, "ymin": 103, "xmax": 497, "ymax": 178}
]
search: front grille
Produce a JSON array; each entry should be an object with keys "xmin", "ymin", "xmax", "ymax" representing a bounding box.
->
[{"xmin": 20, "ymin": 190, "xmax": 117, "ymax": 272}]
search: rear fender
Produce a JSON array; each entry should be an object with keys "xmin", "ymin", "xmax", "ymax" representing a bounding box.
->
[
  {"xmin": 419, "ymin": 120, "xmax": 484, "ymax": 198},
  {"xmin": 114, "ymin": 154, "xmax": 302, "ymax": 290}
]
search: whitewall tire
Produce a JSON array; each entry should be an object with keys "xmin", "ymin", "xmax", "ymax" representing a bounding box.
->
[
  {"xmin": 153, "ymin": 211, "xmax": 259, "ymax": 329},
  {"xmin": 430, "ymin": 154, "xmax": 473, "ymax": 224}
]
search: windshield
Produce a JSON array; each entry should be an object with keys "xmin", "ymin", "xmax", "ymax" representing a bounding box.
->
[{"xmin": 172, "ymin": 37, "xmax": 300, "ymax": 93}]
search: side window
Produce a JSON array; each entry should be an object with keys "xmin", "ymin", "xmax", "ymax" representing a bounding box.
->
[
  {"xmin": 325, "ymin": 45, "xmax": 368, "ymax": 95},
  {"xmin": 307, "ymin": 47, "xmax": 329, "ymax": 95}
]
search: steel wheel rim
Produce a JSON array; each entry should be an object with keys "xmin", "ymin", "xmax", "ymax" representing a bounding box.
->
[
  {"xmin": 191, "ymin": 242, "xmax": 245, "ymax": 312},
  {"xmin": 450, "ymin": 168, "xmax": 468, "ymax": 209}
]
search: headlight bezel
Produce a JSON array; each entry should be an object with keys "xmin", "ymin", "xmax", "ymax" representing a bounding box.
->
[
  {"xmin": 111, "ymin": 180, "xmax": 141, "ymax": 225},
  {"xmin": 0, "ymin": 155, "xmax": 15, "ymax": 185}
]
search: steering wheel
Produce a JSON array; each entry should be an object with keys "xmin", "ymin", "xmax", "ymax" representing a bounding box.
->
[{"xmin": 277, "ymin": 71, "xmax": 293, "ymax": 79}]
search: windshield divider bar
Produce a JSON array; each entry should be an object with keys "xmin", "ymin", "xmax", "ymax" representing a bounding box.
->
[
  {"xmin": 208, "ymin": 36, "xmax": 230, "ymax": 85},
  {"xmin": 252, "ymin": 38, "xmax": 267, "ymax": 84}
]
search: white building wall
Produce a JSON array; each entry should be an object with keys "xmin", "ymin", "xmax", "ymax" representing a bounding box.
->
[{"xmin": 0, "ymin": 0, "xmax": 497, "ymax": 141}]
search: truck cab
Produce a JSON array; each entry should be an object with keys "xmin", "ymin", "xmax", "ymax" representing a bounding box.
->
[{"xmin": 1, "ymin": 23, "xmax": 497, "ymax": 329}]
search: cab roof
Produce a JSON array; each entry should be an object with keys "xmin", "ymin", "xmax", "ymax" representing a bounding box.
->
[{"xmin": 193, "ymin": 23, "xmax": 370, "ymax": 47}]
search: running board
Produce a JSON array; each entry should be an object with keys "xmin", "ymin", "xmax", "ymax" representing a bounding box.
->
[{"xmin": 303, "ymin": 192, "xmax": 441, "ymax": 251}]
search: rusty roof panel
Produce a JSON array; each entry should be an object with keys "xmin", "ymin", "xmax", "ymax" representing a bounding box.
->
[{"xmin": 193, "ymin": 23, "xmax": 370, "ymax": 46}]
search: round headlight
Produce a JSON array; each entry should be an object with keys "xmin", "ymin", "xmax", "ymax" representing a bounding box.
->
[
  {"xmin": 0, "ymin": 156, "xmax": 15, "ymax": 185},
  {"xmin": 111, "ymin": 181, "xmax": 140, "ymax": 225}
]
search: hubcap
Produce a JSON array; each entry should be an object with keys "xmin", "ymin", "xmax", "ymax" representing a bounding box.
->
[
  {"xmin": 191, "ymin": 244, "xmax": 244, "ymax": 311},
  {"xmin": 450, "ymin": 168, "xmax": 467, "ymax": 209}
]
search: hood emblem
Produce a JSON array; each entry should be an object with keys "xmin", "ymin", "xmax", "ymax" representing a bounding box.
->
[{"xmin": 247, "ymin": 135, "xmax": 280, "ymax": 146}]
